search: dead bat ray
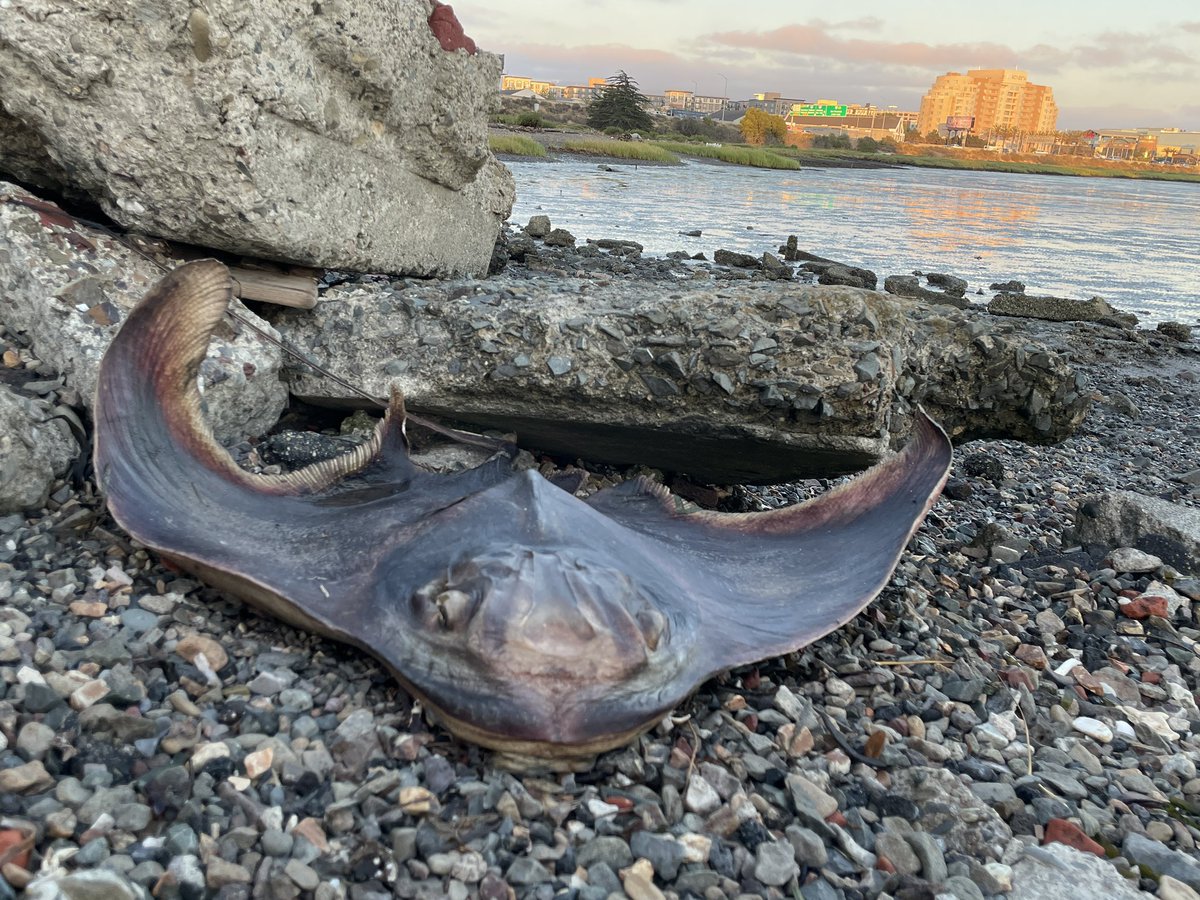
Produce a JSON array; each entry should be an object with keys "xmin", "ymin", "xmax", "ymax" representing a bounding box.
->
[{"xmin": 94, "ymin": 260, "xmax": 952, "ymax": 769}]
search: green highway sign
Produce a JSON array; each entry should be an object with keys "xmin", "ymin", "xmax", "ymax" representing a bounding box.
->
[{"xmin": 790, "ymin": 104, "xmax": 848, "ymax": 117}]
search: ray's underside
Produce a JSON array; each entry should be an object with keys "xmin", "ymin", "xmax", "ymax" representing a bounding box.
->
[{"xmin": 93, "ymin": 260, "xmax": 953, "ymax": 763}]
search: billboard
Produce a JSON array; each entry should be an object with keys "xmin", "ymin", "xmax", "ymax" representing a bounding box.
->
[
  {"xmin": 946, "ymin": 115, "xmax": 976, "ymax": 130},
  {"xmin": 791, "ymin": 104, "xmax": 848, "ymax": 117}
]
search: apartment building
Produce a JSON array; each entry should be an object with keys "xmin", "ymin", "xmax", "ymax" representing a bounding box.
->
[
  {"xmin": 500, "ymin": 74, "xmax": 555, "ymax": 96},
  {"xmin": 916, "ymin": 69, "xmax": 1057, "ymax": 136}
]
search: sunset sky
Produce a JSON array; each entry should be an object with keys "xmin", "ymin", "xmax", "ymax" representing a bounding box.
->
[{"xmin": 451, "ymin": 1, "xmax": 1200, "ymax": 131}]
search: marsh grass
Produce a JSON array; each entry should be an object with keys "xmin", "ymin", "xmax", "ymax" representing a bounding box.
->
[
  {"xmin": 652, "ymin": 141, "xmax": 801, "ymax": 170},
  {"xmin": 560, "ymin": 139, "xmax": 680, "ymax": 163},
  {"xmin": 489, "ymin": 134, "xmax": 548, "ymax": 157},
  {"xmin": 788, "ymin": 148, "xmax": 1200, "ymax": 182}
]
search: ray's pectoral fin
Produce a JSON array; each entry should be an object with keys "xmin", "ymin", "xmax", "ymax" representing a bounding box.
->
[
  {"xmin": 93, "ymin": 260, "xmax": 416, "ymax": 509},
  {"xmin": 586, "ymin": 412, "xmax": 953, "ymax": 672}
]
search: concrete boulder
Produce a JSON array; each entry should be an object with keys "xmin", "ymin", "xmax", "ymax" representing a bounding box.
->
[
  {"xmin": 1076, "ymin": 490, "xmax": 1200, "ymax": 573},
  {"xmin": 0, "ymin": 183, "xmax": 286, "ymax": 442},
  {"xmin": 989, "ymin": 293, "xmax": 1137, "ymax": 328},
  {"xmin": 271, "ymin": 275, "xmax": 1091, "ymax": 483},
  {"xmin": 0, "ymin": 0, "xmax": 513, "ymax": 277},
  {"xmin": 884, "ymin": 275, "xmax": 971, "ymax": 309},
  {"xmin": 0, "ymin": 384, "xmax": 79, "ymax": 513}
]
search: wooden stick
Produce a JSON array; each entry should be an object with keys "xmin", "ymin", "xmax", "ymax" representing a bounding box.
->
[{"xmin": 229, "ymin": 266, "xmax": 318, "ymax": 309}]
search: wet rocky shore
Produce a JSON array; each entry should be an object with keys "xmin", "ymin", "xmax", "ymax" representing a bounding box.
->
[{"xmin": 2, "ymin": 229, "xmax": 1200, "ymax": 900}]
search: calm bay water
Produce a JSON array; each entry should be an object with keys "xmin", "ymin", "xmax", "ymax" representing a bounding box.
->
[{"xmin": 506, "ymin": 159, "xmax": 1200, "ymax": 326}]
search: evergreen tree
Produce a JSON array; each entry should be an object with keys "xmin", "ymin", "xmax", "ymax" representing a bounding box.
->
[{"xmin": 587, "ymin": 71, "xmax": 653, "ymax": 133}]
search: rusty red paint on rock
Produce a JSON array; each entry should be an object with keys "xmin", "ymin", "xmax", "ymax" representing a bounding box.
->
[
  {"xmin": 1043, "ymin": 818, "xmax": 1105, "ymax": 857},
  {"xmin": 428, "ymin": 2, "xmax": 476, "ymax": 54},
  {"xmin": 1121, "ymin": 595, "xmax": 1169, "ymax": 619}
]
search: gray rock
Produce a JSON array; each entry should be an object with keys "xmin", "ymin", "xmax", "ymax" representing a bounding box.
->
[
  {"xmin": 989, "ymin": 293, "xmax": 1137, "ymax": 327},
  {"xmin": 1010, "ymin": 843, "xmax": 1143, "ymax": 899},
  {"xmin": 0, "ymin": 185, "xmax": 286, "ymax": 442},
  {"xmin": 525, "ymin": 215, "xmax": 552, "ymax": 238},
  {"xmin": 905, "ymin": 831, "xmax": 947, "ymax": 883},
  {"xmin": 630, "ymin": 831, "xmax": 685, "ymax": 880},
  {"xmin": 23, "ymin": 869, "xmax": 145, "ymax": 900},
  {"xmin": 1122, "ymin": 832, "xmax": 1200, "ymax": 890},
  {"xmin": 875, "ymin": 832, "xmax": 921, "ymax": 875},
  {"xmin": 15, "ymin": 720, "xmax": 56, "ymax": 760},
  {"xmin": 888, "ymin": 768, "xmax": 1012, "ymax": 862},
  {"xmin": 785, "ymin": 824, "xmax": 828, "ymax": 868},
  {"xmin": 505, "ymin": 857, "xmax": 552, "ymax": 885},
  {"xmin": 0, "ymin": 385, "xmax": 79, "ymax": 513},
  {"xmin": 884, "ymin": 274, "xmax": 971, "ymax": 309},
  {"xmin": 1076, "ymin": 490, "xmax": 1200, "ymax": 572},
  {"xmin": 0, "ymin": 2, "xmax": 513, "ymax": 276},
  {"xmin": 279, "ymin": 280, "xmax": 1090, "ymax": 483},
  {"xmin": 543, "ymin": 228, "xmax": 576, "ymax": 248},
  {"xmin": 713, "ymin": 249, "xmax": 761, "ymax": 269},
  {"xmin": 944, "ymin": 874, "xmax": 986, "ymax": 900},
  {"xmin": 926, "ymin": 273, "xmax": 968, "ymax": 297},
  {"xmin": 575, "ymin": 835, "xmax": 633, "ymax": 870},
  {"xmin": 754, "ymin": 839, "xmax": 798, "ymax": 887}
]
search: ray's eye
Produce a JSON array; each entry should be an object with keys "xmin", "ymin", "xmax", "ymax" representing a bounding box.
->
[{"xmin": 435, "ymin": 589, "xmax": 472, "ymax": 629}]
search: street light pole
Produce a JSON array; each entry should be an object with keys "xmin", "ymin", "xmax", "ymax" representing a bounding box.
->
[{"xmin": 717, "ymin": 73, "xmax": 728, "ymax": 120}]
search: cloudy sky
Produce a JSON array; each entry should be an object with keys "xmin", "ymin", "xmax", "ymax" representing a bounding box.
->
[{"xmin": 451, "ymin": 1, "xmax": 1200, "ymax": 131}]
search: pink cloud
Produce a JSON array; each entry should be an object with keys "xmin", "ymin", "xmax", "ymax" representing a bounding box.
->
[{"xmin": 702, "ymin": 24, "xmax": 1017, "ymax": 69}]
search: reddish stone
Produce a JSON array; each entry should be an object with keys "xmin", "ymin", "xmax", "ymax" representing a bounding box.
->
[
  {"xmin": 1000, "ymin": 667, "xmax": 1036, "ymax": 691},
  {"xmin": 875, "ymin": 855, "xmax": 896, "ymax": 873},
  {"xmin": 603, "ymin": 795, "xmax": 633, "ymax": 811},
  {"xmin": 742, "ymin": 669, "xmax": 761, "ymax": 690},
  {"xmin": 1014, "ymin": 643, "xmax": 1049, "ymax": 670},
  {"xmin": 0, "ymin": 828, "xmax": 32, "ymax": 870},
  {"xmin": 1121, "ymin": 595, "xmax": 1169, "ymax": 620},
  {"xmin": 1043, "ymin": 818, "xmax": 1104, "ymax": 857},
  {"xmin": 1142, "ymin": 671, "xmax": 1162, "ymax": 685},
  {"xmin": 428, "ymin": 3, "xmax": 476, "ymax": 54},
  {"xmin": 1118, "ymin": 588, "xmax": 1142, "ymax": 599},
  {"xmin": 825, "ymin": 810, "xmax": 848, "ymax": 827}
]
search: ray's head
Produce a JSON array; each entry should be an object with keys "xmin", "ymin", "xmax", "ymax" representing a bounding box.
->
[{"xmin": 377, "ymin": 527, "xmax": 690, "ymax": 764}]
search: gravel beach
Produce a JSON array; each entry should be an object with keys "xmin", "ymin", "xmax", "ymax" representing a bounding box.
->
[{"xmin": 2, "ymin": 237, "xmax": 1200, "ymax": 900}]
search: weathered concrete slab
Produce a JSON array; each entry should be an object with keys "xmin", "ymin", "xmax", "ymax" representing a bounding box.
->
[
  {"xmin": 1076, "ymin": 490, "xmax": 1200, "ymax": 573},
  {"xmin": 272, "ymin": 274, "xmax": 1092, "ymax": 483},
  {"xmin": 0, "ymin": 182, "xmax": 286, "ymax": 442}
]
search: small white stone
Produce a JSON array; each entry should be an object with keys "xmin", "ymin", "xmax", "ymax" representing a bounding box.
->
[
  {"xmin": 1055, "ymin": 657, "xmax": 1084, "ymax": 677},
  {"xmin": 191, "ymin": 741, "xmax": 231, "ymax": 770},
  {"xmin": 1071, "ymin": 716, "xmax": 1113, "ymax": 742},
  {"xmin": 586, "ymin": 798, "xmax": 620, "ymax": 819},
  {"xmin": 227, "ymin": 775, "xmax": 251, "ymax": 791},
  {"xmin": 16, "ymin": 666, "xmax": 45, "ymax": 685},
  {"xmin": 684, "ymin": 776, "xmax": 721, "ymax": 815},
  {"xmin": 1114, "ymin": 720, "xmax": 1137, "ymax": 740},
  {"xmin": 1159, "ymin": 874, "xmax": 1200, "ymax": 900},
  {"xmin": 983, "ymin": 862, "xmax": 1013, "ymax": 892},
  {"xmin": 973, "ymin": 722, "xmax": 1012, "ymax": 749},
  {"xmin": 988, "ymin": 711, "xmax": 1019, "ymax": 742},
  {"xmin": 679, "ymin": 833, "xmax": 712, "ymax": 863}
]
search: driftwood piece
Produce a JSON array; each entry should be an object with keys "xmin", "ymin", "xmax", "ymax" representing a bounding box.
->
[{"xmin": 228, "ymin": 266, "xmax": 318, "ymax": 310}]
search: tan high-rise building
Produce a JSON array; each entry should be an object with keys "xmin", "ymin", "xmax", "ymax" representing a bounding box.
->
[{"xmin": 916, "ymin": 69, "xmax": 1057, "ymax": 137}]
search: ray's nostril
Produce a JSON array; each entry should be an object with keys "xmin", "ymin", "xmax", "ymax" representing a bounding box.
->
[
  {"xmin": 637, "ymin": 608, "xmax": 667, "ymax": 652},
  {"xmin": 436, "ymin": 589, "xmax": 472, "ymax": 629}
]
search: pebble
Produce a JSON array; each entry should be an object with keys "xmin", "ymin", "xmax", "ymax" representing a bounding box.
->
[{"xmin": 1071, "ymin": 716, "xmax": 1114, "ymax": 742}]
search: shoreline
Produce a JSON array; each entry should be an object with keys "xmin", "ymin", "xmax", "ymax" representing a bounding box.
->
[{"xmin": 490, "ymin": 126, "xmax": 1200, "ymax": 183}]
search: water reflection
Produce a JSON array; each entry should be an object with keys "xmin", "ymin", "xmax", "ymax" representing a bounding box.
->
[{"xmin": 506, "ymin": 160, "xmax": 1199, "ymax": 325}]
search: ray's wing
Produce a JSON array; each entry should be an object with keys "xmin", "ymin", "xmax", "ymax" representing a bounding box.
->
[
  {"xmin": 93, "ymin": 260, "xmax": 515, "ymax": 635},
  {"xmin": 585, "ymin": 413, "xmax": 952, "ymax": 674}
]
